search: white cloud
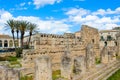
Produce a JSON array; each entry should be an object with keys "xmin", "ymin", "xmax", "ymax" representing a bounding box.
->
[
  {"xmin": 20, "ymin": 2, "xmax": 26, "ymax": 7},
  {"xmin": 73, "ymin": 0, "xmax": 85, "ymax": 1},
  {"xmin": 16, "ymin": 16, "xmax": 71, "ymax": 34},
  {"xmin": 28, "ymin": 2, "xmax": 32, "ymax": 5},
  {"xmin": 65, "ymin": 7, "xmax": 120, "ymax": 30},
  {"xmin": 93, "ymin": 7, "xmax": 120, "ymax": 16},
  {"xmin": 33, "ymin": 0, "xmax": 62, "ymax": 9},
  {"xmin": 0, "ymin": 9, "xmax": 70, "ymax": 35}
]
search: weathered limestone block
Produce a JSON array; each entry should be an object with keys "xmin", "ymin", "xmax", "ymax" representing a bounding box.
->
[
  {"xmin": 34, "ymin": 55, "xmax": 52, "ymax": 80},
  {"xmin": 0, "ymin": 66, "xmax": 7, "ymax": 80},
  {"xmin": 101, "ymin": 46, "xmax": 109, "ymax": 64},
  {"xmin": 74, "ymin": 55, "xmax": 86, "ymax": 74},
  {"xmin": 7, "ymin": 68, "xmax": 20, "ymax": 80},
  {"xmin": 61, "ymin": 51, "xmax": 72, "ymax": 79},
  {"xmin": 116, "ymin": 32, "xmax": 120, "ymax": 56},
  {"xmin": 0, "ymin": 66, "xmax": 20, "ymax": 80},
  {"xmin": 86, "ymin": 43, "xmax": 95, "ymax": 70}
]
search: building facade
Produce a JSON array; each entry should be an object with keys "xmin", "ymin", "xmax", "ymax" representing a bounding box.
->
[{"xmin": 0, "ymin": 34, "xmax": 19, "ymax": 49}]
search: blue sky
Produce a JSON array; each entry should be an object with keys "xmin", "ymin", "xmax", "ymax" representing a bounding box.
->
[{"xmin": 0, "ymin": 0, "xmax": 120, "ymax": 35}]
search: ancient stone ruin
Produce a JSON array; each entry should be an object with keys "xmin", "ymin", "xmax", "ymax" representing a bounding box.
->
[
  {"xmin": 0, "ymin": 66, "xmax": 20, "ymax": 80},
  {"xmin": 61, "ymin": 51, "xmax": 72, "ymax": 79},
  {"xmin": 86, "ymin": 43, "xmax": 95, "ymax": 70},
  {"xmin": 73, "ymin": 55, "xmax": 86, "ymax": 75},
  {"xmin": 34, "ymin": 55, "xmax": 52, "ymax": 80},
  {"xmin": 0, "ymin": 25, "xmax": 120, "ymax": 80}
]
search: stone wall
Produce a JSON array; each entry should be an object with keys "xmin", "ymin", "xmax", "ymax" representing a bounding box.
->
[
  {"xmin": 81, "ymin": 25, "xmax": 100, "ymax": 57},
  {"xmin": 0, "ymin": 52, "xmax": 16, "ymax": 57},
  {"xmin": 22, "ymin": 25, "xmax": 100, "ymax": 70}
]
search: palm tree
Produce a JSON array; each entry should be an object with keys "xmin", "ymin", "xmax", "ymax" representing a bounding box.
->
[
  {"xmin": 19, "ymin": 20, "xmax": 29, "ymax": 48},
  {"xmin": 27, "ymin": 23, "xmax": 37, "ymax": 48},
  {"xmin": 14, "ymin": 20, "xmax": 20, "ymax": 48},
  {"xmin": 5, "ymin": 19, "xmax": 16, "ymax": 48},
  {"xmin": 15, "ymin": 21, "xmax": 20, "ymax": 41}
]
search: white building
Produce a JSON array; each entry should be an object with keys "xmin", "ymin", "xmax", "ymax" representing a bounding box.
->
[{"xmin": 0, "ymin": 34, "xmax": 19, "ymax": 49}]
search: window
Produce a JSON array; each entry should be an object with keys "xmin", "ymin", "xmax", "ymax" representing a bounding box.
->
[
  {"xmin": 107, "ymin": 35, "xmax": 112, "ymax": 41},
  {"xmin": 0, "ymin": 40, "xmax": 2, "ymax": 47},
  {"xmin": 100, "ymin": 36, "xmax": 104, "ymax": 41},
  {"xmin": 92, "ymin": 39, "xmax": 94, "ymax": 43},
  {"xmin": 4, "ymin": 40, "xmax": 8, "ymax": 47}
]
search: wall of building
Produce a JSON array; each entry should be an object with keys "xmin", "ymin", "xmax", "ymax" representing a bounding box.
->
[{"xmin": 22, "ymin": 25, "xmax": 101, "ymax": 70}]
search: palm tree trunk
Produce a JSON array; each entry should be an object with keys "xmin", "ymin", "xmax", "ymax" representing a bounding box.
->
[
  {"xmin": 12, "ymin": 31, "xmax": 16, "ymax": 49},
  {"xmin": 17, "ymin": 30, "xmax": 19, "ymax": 48},
  {"xmin": 28, "ymin": 33, "xmax": 32, "ymax": 48}
]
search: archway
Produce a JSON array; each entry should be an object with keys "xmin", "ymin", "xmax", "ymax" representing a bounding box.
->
[
  {"xmin": 0, "ymin": 40, "xmax": 2, "ymax": 47},
  {"xmin": 4, "ymin": 40, "xmax": 8, "ymax": 47}
]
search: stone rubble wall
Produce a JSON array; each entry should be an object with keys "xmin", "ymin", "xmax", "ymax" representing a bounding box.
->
[
  {"xmin": 22, "ymin": 25, "xmax": 100, "ymax": 70},
  {"xmin": 0, "ymin": 52, "xmax": 16, "ymax": 57}
]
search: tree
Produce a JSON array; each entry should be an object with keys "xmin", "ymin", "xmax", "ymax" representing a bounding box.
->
[
  {"xmin": 14, "ymin": 20, "xmax": 20, "ymax": 42},
  {"xmin": 113, "ymin": 27, "xmax": 120, "ymax": 30},
  {"xmin": 27, "ymin": 23, "xmax": 37, "ymax": 48},
  {"xmin": 5, "ymin": 19, "xmax": 16, "ymax": 48},
  {"xmin": 19, "ymin": 21, "xmax": 29, "ymax": 48}
]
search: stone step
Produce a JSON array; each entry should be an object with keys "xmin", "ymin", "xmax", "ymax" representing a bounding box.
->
[
  {"xmin": 73, "ymin": 60, "xmax": 120, "ymax": 80},
  {"xmin": 93, "ymin": 61, "xmax": 120, "ymax": 80},
  {"xmin": 84, "ymin": 61, "xmax": 119, "ymax": 80}
]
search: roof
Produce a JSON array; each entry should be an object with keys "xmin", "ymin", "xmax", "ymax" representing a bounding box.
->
[
  {"xmin": 0, "ymin": 34, "xmax": 12, "ymax": 39},
  {"xmin": 99, "ymin": 30, "xmax": 119, "ymax": 33}
]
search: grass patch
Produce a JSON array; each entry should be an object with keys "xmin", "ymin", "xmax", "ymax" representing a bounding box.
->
[
  {"xmin": 52, "ymin": 70, "xmax": 61, "ymax": 80},
  {"xmin": 20, "ymin": 75, "xmax": 33, "ymax": 80},
  {"xmin": 0, "ymin": 56, "xmax": 22, "ymax": 68},
  {"xmin": 107, "ymin": 68, "xmax": 120, "ymax": 80},
  {"xmin": 95, "ymin": 58, "xmax": 101, "ymax": 64},
  {"xmin": 0, "ymin": 56, "xmax": 17, "ymax": 61}
]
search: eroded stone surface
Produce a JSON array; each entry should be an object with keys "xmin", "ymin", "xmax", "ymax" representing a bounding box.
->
[
  {"xmin": 34, "ymin": 55, "xmax": 52, "ymax": 80},
  {"xmin": 61, "ymin": 51, "xmax": 72, "ymax": 79},
  {"xmin": 74, "ymin": 55, "xmax": 86, "ymax": 75},
  {"xmin": 0, "ymin": 66, "xmax": 20, "ymax": 80},
  {"xmin": 86, "ymin": 43, "xmax": 95, "ymax": 70}
]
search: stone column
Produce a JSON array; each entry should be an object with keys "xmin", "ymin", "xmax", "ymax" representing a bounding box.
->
[
  {"xmin": 0, "ymin": 66, "xmax": 20, "ymax": 80},
  {"xmin": 61, "ymin": 51, "xmax": 72, "ymax": 79},
  {"xmin": 0, "ymin": 66, "xmax": 7, "ymax": 80},
  {"xmin": 8, "ymin": 40, "xmax": 10, "ymax": 48},
  {"xmin": 7, "ymin": 68, "xmax": 20, "ymax": 80},
  {"xmin": 116, "ymin": 32, "xmax": 120, "ymax": 56},
  {"xmin": 101, "ymin": 46, "xmax": 109, "ymax": 64},
  {"xmin": 34, "ymin": 55, "xmax": 52, "ymax": 80},
  {"xmin": 86, "ymin": 43, "xmax": 95, "ymax": 70},
  {"xmin": 74, "ymin": 55, "xmax": 86, "ymax": 75},
  {"xmin": 118, "ymin": 37, "xmax": 120, "ymax": 56},
  {"xmin": 2, "ymin": 40, "xmax": 4, "ymax": 48}
]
